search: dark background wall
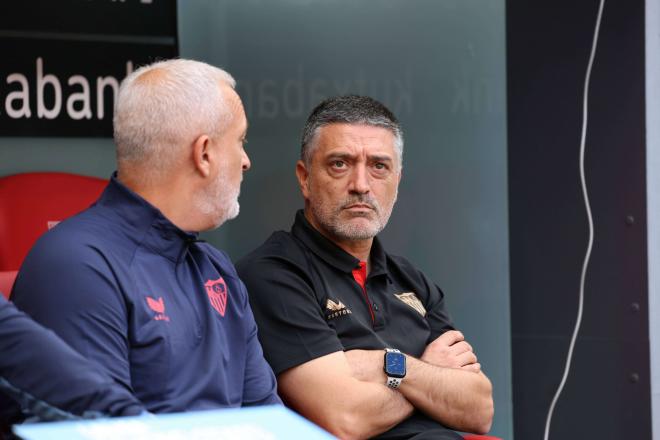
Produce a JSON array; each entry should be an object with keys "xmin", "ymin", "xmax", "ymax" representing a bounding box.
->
[{"xmin": 507, "ymin": 0, "xmax": 650, "ymax": 438}]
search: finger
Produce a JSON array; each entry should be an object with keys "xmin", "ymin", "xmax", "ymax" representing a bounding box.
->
[
  {"xmin": 438, "ymin": 330, "xmax": 464, "ymax": 345},
  {"xmin": 462, "ymin": 342, "xmax": 473, "ymax": 353},
  {"xmin": 461, "ymin": 362, "xmax": 481, "ymax": 373},
  {"xmin": 449, "ymin": 341, "xmax": 473, "ymax": 355},
  {"xmin": 455, "ymin": 351, "xmax": 478, "ymax": 367}
]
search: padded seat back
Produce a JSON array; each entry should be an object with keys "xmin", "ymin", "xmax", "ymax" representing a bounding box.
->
[
  {"xmin": 0, "ymin": 172, "xmax": 106, "ymax": 271},
  {"xmin": 0, "ymin": 270, "xmax": 17, "ymax": 299}
]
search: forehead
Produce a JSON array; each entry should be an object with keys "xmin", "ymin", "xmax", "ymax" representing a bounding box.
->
[{"xmin": 313, "ymin": 123, "xmax": 397, "ymax": 157}]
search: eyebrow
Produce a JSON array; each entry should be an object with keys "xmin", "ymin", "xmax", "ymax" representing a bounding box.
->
[
  {"xmin": 368, "ymin": 155, "xmax": 393, "ymax": 163},
  {"xmin": 325, "ymin": 152, "xmax": 394, "ymax": 161},
  {"xmin": 325, "ymin": 152, "xmax": 355, "ymax": 161}
]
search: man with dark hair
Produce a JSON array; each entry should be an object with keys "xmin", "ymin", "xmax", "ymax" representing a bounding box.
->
[
  {"xmin": 10, "ymin": 59, "xmax": 280, "ymax": 415},
  {"xmin": 237, "ymin": 95, "xmax": 493, "ymax": 439}
]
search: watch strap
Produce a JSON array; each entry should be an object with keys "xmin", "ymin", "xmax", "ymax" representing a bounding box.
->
[{"xmin": 386, "ymin": 377, "xmax": 402, "ymax": 389}]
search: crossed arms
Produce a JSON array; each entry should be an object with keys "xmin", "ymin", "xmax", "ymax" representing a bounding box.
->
[
  {"xmin": 277, "ymin": 330, "xmax": 494, "ymax": 440},
  {"xmin": 237, "ymin": 250, "xmax": 495, "ymax": 440}
]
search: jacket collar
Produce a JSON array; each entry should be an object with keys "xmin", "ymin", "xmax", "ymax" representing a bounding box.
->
[{"xmin": 98, "ymin": 172, "xmax": 199, "ymax": 262}]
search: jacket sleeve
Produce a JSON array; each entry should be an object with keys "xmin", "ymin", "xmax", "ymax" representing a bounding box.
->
[{"xmin": 0, "ymin": 296, "xmax": 145, "ymax": 421}]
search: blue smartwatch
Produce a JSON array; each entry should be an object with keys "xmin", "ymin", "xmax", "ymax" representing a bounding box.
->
[{"xmin": 384, "ymin": 348, "xmax": 406, "ymax": 388}]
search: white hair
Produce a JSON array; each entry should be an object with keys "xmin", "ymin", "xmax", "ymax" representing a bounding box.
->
[{"xmin": 114, "ymin": 58, "xmax": 236, "ymax": 177}]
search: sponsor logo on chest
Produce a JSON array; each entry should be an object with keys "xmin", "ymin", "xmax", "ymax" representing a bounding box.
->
[{"xmin": 325, "ymin": 298, "xmax": 352, "ymax": 320}]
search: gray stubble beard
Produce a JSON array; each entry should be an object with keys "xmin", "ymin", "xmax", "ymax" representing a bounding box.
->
[
  {"xmin": 309, "ymin": 187, "xmax": 398, "ymax": 241},
  {"xmin": 194, "ymin": 172, "xmax": 241, "ymax": 230}
]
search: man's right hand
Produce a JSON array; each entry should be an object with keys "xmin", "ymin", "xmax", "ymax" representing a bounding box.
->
[{"xmin": 421, "ymin": 330, "xmax": 481, "ymax": 373}]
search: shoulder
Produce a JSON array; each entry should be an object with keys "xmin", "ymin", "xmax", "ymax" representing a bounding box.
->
[
  {"xmin": 237, "ymin": 230, "xmax": 309, "ymax": 278},
  {"xmin": 386, "ymin": 252, "xmax": 444, "ymax": 300},
  {"xmin": 386, "ymin": 253, "xmax": 425, "ymax": 281},
  {"xmin": 25, "ymin": 215, "xmax": 108, "ymax": 268},
  {"xmin": 21, "ymin": 208, "xmax": 134, "ymax": 274},
  {"xmin": 236, "ymin": 231, "xmax": 320, "ymax": 307},
  {"xmin": 12, "ymin": 209, "xmax": 134, "ymax": 310}
]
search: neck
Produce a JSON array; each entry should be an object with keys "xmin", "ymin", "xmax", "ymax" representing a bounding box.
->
[
  {"xmin": 117, "ymin": 168, "xmax": 204, "ymax": 232},
  {"xmin": 304, "ymin": 209, "xmax": 373, "ymax": 268}
]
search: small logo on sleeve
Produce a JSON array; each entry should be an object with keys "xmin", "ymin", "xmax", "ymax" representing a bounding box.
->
[
  {"xmin": 146, "ymin": 296, "xmax": 170, "ymax": 322},
  {"xmin": 205, "ymin": 277, "xmax": 228, "ymax": 317},
  {"xmin": 394, "ymin": 292, "xmax": 426, "ymax": 317},
  {"xmin": 325, "ymin": 298, "xmax": 352, "ymax": 320}
]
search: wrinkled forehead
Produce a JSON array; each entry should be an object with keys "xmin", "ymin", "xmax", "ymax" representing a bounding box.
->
[{"xmin": 312, "ymin": 123, "xmax": 398, "ymax": 157}]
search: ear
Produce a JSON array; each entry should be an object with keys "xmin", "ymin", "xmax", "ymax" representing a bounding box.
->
[
  {"xmin": 192, "ymin": 135, "xmax": 212, "ymax": 177},
  {"xmin": 295, "ymin": 160, "xmax": 310, "ymax": 199}
]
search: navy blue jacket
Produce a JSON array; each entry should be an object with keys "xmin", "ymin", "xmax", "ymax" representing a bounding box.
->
[
  {"xmin": 0, "ymin": 296, "xmax": 144, "ymax": 423},
  {"xmin": 11, "ymin": 174, "xmax": 280, "ymax": 413}
]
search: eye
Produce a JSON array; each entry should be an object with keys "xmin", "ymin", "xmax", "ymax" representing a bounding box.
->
[
  {"xmin": 331, "ymin": 160, "xmax": 346, "ymax": 169},
  {"xmin": 373, "ymin": 162, "xmax": 391, "ymax": 173}
]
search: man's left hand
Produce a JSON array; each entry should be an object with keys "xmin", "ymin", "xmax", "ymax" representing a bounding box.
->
[{"xmin": 422, "ymin": 330, "xmax": 481, "ymax": 373}]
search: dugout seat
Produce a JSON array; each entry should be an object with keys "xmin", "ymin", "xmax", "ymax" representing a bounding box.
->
[
  {"xmin": 0, "ymin": 172, "xmax": 107, "ymax": 272},
  {"xmin": 0, "ymin": 270, "xmax": 17, "ymax": 299}
]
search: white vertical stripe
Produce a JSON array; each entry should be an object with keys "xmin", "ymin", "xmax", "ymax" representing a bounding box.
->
[{"xmin": 647, "ymin": 0, "xmax": 660, "ymax": 437}]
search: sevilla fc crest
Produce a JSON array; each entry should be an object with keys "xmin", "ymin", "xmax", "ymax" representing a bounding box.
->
[{"xmin": 205, "ymin": 277, "xmax": 228, "ymax": 317}]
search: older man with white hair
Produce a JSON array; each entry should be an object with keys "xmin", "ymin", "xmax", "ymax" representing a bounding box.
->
[{"xmin": 11, "ymin": 59, "xmax": 281, "ymax": 413}]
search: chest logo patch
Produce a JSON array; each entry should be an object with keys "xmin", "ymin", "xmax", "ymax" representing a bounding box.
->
[
  {"xmin": 394, "ymin": 292, "xmax": 426, "ymax": 317},
  {"xmin": 146, "ymin": 296, "xmax": 170, "ymax": 322},
  {"xmin": 325, "ymin": 298, "xmax": 352, "ymax": 320},
  {"xmin": 205, "ymin": 277, "xmax": 228, "ymax": 317}
]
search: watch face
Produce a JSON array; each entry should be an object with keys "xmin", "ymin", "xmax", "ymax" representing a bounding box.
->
[{"xmin": 384, "ymin": 352, "xmax": 406, "ymax": 378}]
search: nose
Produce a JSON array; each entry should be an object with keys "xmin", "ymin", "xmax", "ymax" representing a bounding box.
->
[
  {"xmin": 348, "ymin": 163, "xmax": 370, "ymax": 194},
  {"xmin": 242, "ymin": 150, "xmax": 251, "ymax": 171}
]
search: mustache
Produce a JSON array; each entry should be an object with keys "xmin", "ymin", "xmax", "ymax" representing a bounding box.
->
[{"xmin": 340, "ymin": 194, "xmax": 380, "ymax": 213}]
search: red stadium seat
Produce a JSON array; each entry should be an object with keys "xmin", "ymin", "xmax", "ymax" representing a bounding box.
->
[
  {"xmin": 0, "ymin": 270, "xmax": 17, "ymax": 299},
  {"xmin": 0, "ymin": 172, "xmax": 107, "ymax": 271}
]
